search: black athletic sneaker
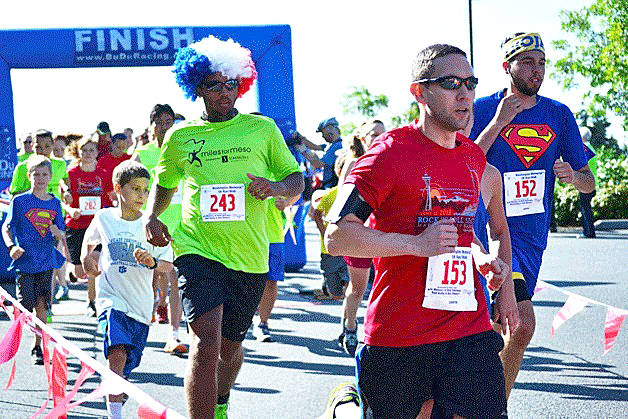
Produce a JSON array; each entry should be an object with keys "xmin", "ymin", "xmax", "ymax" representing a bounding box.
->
[
  {"xmin": 86, "ymin": 301, "xmax": 97, "ymax": 318},
  {"xmin": 343, "ymin": 327, "xmax": 358, "ymax": 357},
  {"xmin": 31, "ymin": 346, "xmax": 44, "ymax": 365}
]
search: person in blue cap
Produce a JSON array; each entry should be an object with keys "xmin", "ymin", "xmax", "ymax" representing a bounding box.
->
[{"xmin": 295, "ymin": 117, "xmax": 344, "ymax": 189}]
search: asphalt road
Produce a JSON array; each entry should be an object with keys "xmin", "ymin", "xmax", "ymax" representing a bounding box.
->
[{"xmin": 0, "ymin": 222, "xmax": 626, "ymax": 418}]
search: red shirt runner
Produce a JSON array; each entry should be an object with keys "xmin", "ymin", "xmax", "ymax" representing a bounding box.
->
[
  {"xmin": 96, "ymin": 153, "xmax": 131, "ymax": 206},
  {"xmin": 65, "ymin": 165, "xmax": 109, "ymax": 229},
  {"xmin": 346, "ymin": 121, "xmax": 490, "ymax": 347}
]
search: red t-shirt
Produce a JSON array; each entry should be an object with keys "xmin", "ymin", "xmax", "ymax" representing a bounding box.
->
[
  {"xmin": 97, "ymin": 138, "xmax": 111, "ymax": 160},
  {"xmin": 96, "ymin": 153, "xmax": 131, "ymax": 205},
  {"xmin": 65, "ymin": 165, "xmax": 108, "ymax": 229},
  {"xmin": 345, "ymin": 122, "xmax": 490, "ymax": 347}
]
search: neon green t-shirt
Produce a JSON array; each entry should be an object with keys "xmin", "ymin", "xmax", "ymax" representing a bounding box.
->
[
  {"xmin": 17, "ymin": 152, "xmax": 32, "ymax": 163},
  {"xmin": 267, "ymin": 199, "xmax": 286, "ymax": 244},
  {"xmin": 134, "ymin": 142, "xmax": 182, "ymax": 231},
  {"xmin": 316, "ymin": 186, "xmax": 338, "ymax": 255},
  {"xmin": 9, "ymin": 156, "xmax": 68, "ymax": 199},
  {"xmin": 155, "ymin": 113, "xmax": 300, "ymax": 273}
]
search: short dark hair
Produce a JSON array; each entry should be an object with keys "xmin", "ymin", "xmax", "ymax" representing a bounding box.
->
[
  {"xmin": 26, "ymin": 155, "xmax": 52, "ymax": 174},
  {"xmin": 34, "ymin": 129, "xmax": 53, "ymax": 140},
  {"xmin": 150, "ymin": 104, "xmax": 175, "ymax": 124},
  {"xmin": 112, "ymin": 160, "xmax": 150, "ymax": 189},
  {"xmin": 411, "ymin": 44, "xmax": 467, "ymax": 81}
]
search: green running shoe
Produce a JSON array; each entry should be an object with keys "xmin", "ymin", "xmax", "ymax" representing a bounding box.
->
[
  {"xmin": 215, "ymin": 402, "xmax": 228, "ymax": 419},
  {"xmin": 321, "ymin": 382, "xmax": 359, "ymax": 418}
]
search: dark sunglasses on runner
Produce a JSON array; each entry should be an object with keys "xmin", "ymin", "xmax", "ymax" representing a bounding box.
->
[
  {"xmin": 416, "ymin": 75, "xmax": 479, "ymax": 90},
  {"xmin": 198, "ymin": 79, "xmax": 240, "ymax": 92}
]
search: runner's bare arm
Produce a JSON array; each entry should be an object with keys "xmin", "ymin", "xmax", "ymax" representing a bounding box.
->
[
  {"xmin": 2, "ymin": 223, "xmax": 25, "ymax": 259},
  {"xmin": 311, "ymin": 208, "xmax": 326, "ymax": 238},
  {"xmin": 483, "ymin": 164, "xmax": 519, "ymax": 333},
  {"xmin": 144, "ymin": 184, "xmax": 177, "ymax": 247},
  {"xmin": 247, "ymin": 172, "xmax": 304, "ymax": 201},
  {"xmin": 295, "ymin": 143, "xmax": 326, "ymax": 169},
  {"xmin": 81, "ymin": 244, "xmax": 101, "ymax": 277},
  {"xmin": 484, "ymin": 164, "xmax": 513, "ymax": 276},
  {"xmin": 325, "ymin": 184, "xmax": 458, "ymax": 258},
  {"xmin": 553, "ymin": 161, "xmax": 595, "ymax": 194},
  {"xmin": 146, "ymin": 184, "xmax": 176, "ymax": 219},
  {"xmin": 474, "ymin": 94, "xmax": 524, "ymax": 154}
]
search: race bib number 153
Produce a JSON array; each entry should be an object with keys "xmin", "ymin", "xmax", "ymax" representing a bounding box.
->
[{"xmin": 423, "ymin": 247, "xmax": 477, "ymax": 311}]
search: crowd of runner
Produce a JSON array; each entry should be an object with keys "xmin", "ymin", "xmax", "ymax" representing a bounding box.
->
[{"xmin": 2, "ymin": 31, "xmax": 596, "ymax": 419}]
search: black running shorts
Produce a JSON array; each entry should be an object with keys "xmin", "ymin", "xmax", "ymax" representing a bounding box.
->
[
  {"xmin": 16, "ymin": 269, "xmax": 54, "ymax": 312},
  {"xmin": 513, "ymin": 278, "xmax": 532, "ymax": 302},
  {"xmin": 174, "ymin": 254, "xmax": 267, "ymax": 342},
  {"xmin": 65, "ymin": 227, "xmax": 87, "ymax": 265},
  {"xmin": 358, "ymin": 330, "xmax": 507, "ymax": 418}
]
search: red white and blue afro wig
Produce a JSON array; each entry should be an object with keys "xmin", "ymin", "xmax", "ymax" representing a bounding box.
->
[{"xmin": 173, "ymin": 36, "xmax": 257, "ymax": 100}]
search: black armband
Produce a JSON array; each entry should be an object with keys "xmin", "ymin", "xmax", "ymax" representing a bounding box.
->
[
  {"xmin": 326, "ymin": 184, "xmax": 373, "ymax": 224},
  {"xmin": 94, "ymin": 244, "xmax": 102, "ymax": 252}
]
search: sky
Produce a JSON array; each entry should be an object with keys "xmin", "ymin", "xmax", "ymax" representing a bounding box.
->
[{"xmin": 1, "ymin": 0, "xmax": 623, "ymax": 147}]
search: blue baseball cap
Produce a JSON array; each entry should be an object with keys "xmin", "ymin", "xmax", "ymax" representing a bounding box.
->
[
  {"xmin": 317, "ymin": 117, "xmax": 339, "ymax": 132},
  {"xmin": 111, "ymin": 133, "xmax": 127, "ymax": 142}
]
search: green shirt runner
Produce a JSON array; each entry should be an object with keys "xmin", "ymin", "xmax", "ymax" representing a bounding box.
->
[
  {"xmin": 134, "ymin": 142, "xmax": 182, "ymax": 231},
  {"xmin": 9, "ymin": 156, "xmax": 68, "ymax": 198},
  {"xmin": 266, "ymin": 198, "xmax": 286, "ymax": 245},
  {"xmin": 155, "ymin": 113, "xmax": 300, "ymax": 273}
]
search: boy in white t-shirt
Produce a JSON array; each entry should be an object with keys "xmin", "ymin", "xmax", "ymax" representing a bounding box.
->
[{"xmin": 81, "ymin": 160, "xmax": 173, "ymax": 419}]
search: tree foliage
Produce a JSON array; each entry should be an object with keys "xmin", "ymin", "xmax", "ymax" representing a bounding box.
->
[
  {"xmin": 341, "ymin": 86, "xmax": 420, "ymax": 134},
  {"xmin": 342, "ymin": 86, "xmax": 389, "ymax": 118},
  {"xmin": 551, "ymin": 0, "xmax": 628, "ymax": 130},
  {"xmin": 575, "ymin": 110, "xmax": 621, "ymax": 152}
]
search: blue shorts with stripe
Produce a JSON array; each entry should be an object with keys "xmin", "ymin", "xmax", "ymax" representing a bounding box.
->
[{"xmin": 98, "ymin": 308, "xmax": 149, "ymax": 377}]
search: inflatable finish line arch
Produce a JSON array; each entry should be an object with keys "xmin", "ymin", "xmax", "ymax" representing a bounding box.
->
[{"xmin": 0, "ymin": 25, "xmax": 307, "ymax": 275}]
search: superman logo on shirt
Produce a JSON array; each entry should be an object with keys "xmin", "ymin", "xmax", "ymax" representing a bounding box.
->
[
  {"xmin": 500, "ymin": 124, "xmax": 556, "ymax": 168},
  {"xmin": 25, "ymin": 208, "xmax": 57, "ymax": 238}
]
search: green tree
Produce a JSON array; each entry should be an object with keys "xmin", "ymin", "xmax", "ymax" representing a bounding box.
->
[
  {"xmin": 551, "ymin": 0, "xmax": 628, "ymax": 130},
  {"xmin": 341, "ymin": 86, "xmax": 420, "ymax": 133},
  {"xmin": 342, "ymin": 86, "xmax": 389, "ymax": 118},
  {"xmin": 391, "ymin": 102, "xmax": 421, "ymax": 128},
  {"xmin": 576, "ymin": 110, "xmax": 622, "ymax": 152},
  {"xmin": 341, "ymin": 86, "xmax": 389, "ymax": 135}
]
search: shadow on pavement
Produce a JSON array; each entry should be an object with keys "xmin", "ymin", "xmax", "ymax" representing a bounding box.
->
[
  {"xmin": 545, "ymin": 280, "xmax": 616, "ymax": 288},
  {"xmin": 517, "ymin": 346, "xmax": 628, "ymax": 401},
  {"xmin": 514, "ymin": 382, "xmax": 628, "ymax": 401}
]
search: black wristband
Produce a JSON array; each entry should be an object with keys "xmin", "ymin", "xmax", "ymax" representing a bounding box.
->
[
  {"xmin": 148, "ymin": 257, "xmax": 159, "ymax": 270},
  {"xmin": 7, "ymin": 244, "xmax": 15, "ymax": 252},
  {"xmin": 94, "ymin": 244, "xmax": 102, "ymax": 252}
]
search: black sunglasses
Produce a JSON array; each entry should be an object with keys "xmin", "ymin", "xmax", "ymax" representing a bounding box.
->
[
  {"xmin": 198, "ymin": 79, "xmax": 240, "ymax": 92},
  {"xmin": 416, "ymin": 75, "xmax": 479, "ymax": 90}
]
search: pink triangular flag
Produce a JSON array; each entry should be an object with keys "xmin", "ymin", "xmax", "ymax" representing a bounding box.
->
[
  {"xmin": 51, "ymin": 346, "xmax": 68, "ymax": 419},
  {"xmin": 4, "ymin": 358, "xmax": 17, "ymax": 390},
  {"xmin": 0, "ymin": 312, "xmax": 25, "ymax": 364},
  {"xmin": 44, "ymin": 363, "xmax": 96, "ymax": 418},
  {"xmin": 534, "ymin": 280, "xmax": 549, "ymax": 295},
  {"xmin": 604, "ymin": 307, "xmax": 627, "ymax": 355},
  {"xmin": 31, "ymin": 331, "xmax": 54, "ymax": 419},
  {"xmin": 137, "ymin": 403, "xmax": 169, "ymax": 419},
  {"xmin": 551, "ymin": 295, "xmax": 589, "ymax": 336}
]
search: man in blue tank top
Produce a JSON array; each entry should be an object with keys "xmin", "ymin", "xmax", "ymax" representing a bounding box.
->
[{"xmin": 470, "ymin": 32, "xmax": 595, "ymax": 399}]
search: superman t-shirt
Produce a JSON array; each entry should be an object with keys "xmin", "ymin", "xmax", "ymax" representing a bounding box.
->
[
  {"xmin": 471, "ymin": 91, "xmax": 587, "ymax": 251},
  {"xmin": 5, "ymin": 192, "xmax": 66, "ymax": 273}
]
